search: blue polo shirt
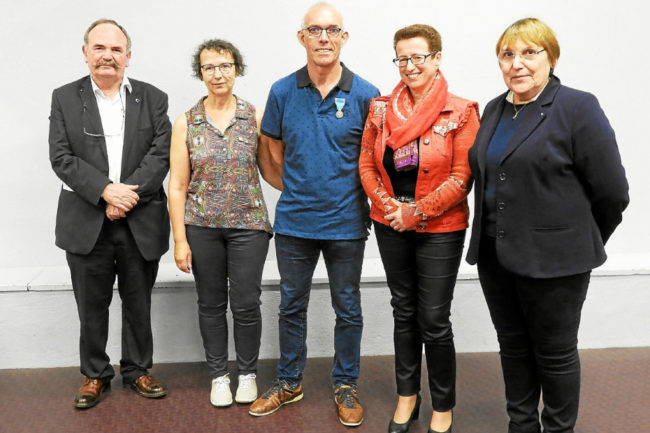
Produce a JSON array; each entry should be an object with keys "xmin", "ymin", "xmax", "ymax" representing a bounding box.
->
[{"xmin": 261, "ymin": 63, "xmax": 379, "ymax": 239}]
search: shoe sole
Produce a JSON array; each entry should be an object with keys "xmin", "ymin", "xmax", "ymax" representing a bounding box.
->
[
  {"xmin": 248, "ymin": 392, "xmax": 303, "ymax": 416},
  {"xmin": 235, "ymin": 396, "xmax": 257, "ymax": 404},
  {"xmin": 334, "ymin": 395, "xmax": 364, "ymax": 427},
  {"xmin": 211, "ymin": 399, "xmax": 233, "ymax": 408},
  {"xmin": 128, "ymin": 384, "xmax": 167, "ymax": 399},
  {"xmin": 339, "ymin": 417, "xmax": 364, "ymax": 427}
]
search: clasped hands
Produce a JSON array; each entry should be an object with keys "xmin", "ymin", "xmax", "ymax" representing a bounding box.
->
[
  {"xmin": 102, "ymin": 183, "xmax": 139, "ymax": 221},
  {"xmin": 384, "ymin": 198, "xmax": 414, "ymax": 232}
]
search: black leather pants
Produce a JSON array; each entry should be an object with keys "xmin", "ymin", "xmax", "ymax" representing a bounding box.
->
[{"xmin": 375, "ymin": 222, "xmax": 465, "ymax": 411}]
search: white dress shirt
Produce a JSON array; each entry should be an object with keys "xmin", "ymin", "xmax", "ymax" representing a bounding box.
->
[{"xmin": 90, "ymin": 76, "xmax": 132, "ymax": 183}]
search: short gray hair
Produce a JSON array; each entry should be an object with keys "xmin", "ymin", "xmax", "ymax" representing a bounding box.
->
[{"xmin": 84, "ymin": 18, "xmax": 131, "ymax": 51}]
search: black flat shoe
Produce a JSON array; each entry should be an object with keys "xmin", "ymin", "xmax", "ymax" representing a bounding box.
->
[
  {"xmin": 388, "ymin": 394, "xmax": 421, "ymax": 433},
  {"xmin": 428, "ymin": 409, "xmax": 453, "ymax": 433}
]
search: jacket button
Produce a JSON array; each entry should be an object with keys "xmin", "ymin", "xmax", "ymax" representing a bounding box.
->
[
  {"xmin": 423, "ymin": 138, "xmax": 430, "ymax": 145},
  {"xmin": 497, "ymin": 229, "xmax": 505, "ymax": 238},
  {"xmin": 498, "ymin": 172, "xmax": 507, "ymax": 181},
  {"xmin": 423, "ymin": 169, "xmax": 429, "ymax": 174},
  {"xmin": 497, "ymin": 202, "xmax": 505, "ymax": 210}
]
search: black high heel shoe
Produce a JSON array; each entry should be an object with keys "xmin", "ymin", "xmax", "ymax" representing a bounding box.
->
[
  {"xmin": 388, "ymin": 394, "xmax": 421, "ymax": 433},
  {"xmin": 427, "ymin": 409, "xmax": 453, "ymax": 433}
]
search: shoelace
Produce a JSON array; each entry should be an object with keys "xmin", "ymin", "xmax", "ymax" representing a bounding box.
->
[
  {"xmin": 336, "ymin": 386, "xmax": 358, "ymax": 409},
  {"xmin": 213, "ymin": 375, "xmax": 230, "ymax": 390},
  {"xmin": 261, "ymin": 379, "xmax": 290, "ymax": 399},
  {"xmin": 238, "ymin": 374, "xmax": 256, "ymax": 390}
]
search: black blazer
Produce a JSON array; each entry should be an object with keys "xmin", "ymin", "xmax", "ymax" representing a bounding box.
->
[
  {"xmin": 49, "ymin": 76, "xmax": 171, "ymax": 260},
  {"xmin": 466, "ymin": 76, "xmax": 629, "ymax": 278}
]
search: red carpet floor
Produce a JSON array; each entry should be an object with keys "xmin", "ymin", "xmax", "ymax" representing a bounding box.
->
[{"xmin": 0, "ymin": 347, "xmax": 647, "ymax": 433}]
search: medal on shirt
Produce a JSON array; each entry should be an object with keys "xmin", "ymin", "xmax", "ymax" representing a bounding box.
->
[{"xmin": 335, "ymin": 98, "xmax": 345, "ymax": 119}]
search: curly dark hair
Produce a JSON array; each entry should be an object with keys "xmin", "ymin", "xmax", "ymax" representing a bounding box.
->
[{"xmin": 191, "ymin": 39, "xmax": 246, "ymax": 79}]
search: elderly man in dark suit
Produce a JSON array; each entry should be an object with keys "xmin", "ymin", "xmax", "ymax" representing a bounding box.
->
[{"xmin": 49, "ymin": 18, "xmax": 171, "ymax": 409}]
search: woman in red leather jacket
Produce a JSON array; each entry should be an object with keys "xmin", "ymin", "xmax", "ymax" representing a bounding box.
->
[{"xmin": 359, "ymin": 24, "xmax": 479, "ymax": 433}]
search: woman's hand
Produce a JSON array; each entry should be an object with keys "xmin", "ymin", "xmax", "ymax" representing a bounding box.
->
[
  {"xmin": 385, "ymin": 198, "xmax": 408, "ymax": 232},
  {"xmin": 174, "ymin": 241, "xmax": 192, "ymax": 273}
]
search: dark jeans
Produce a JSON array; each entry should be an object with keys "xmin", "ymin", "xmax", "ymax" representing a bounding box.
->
[
  {"xmin": 374, "ymin": 222, "xmax": 465, "ymax": 411},
  {"xmin": 186, "ymin": 226, "xmax": 270, "ymax": 378},
  {"xmin": 275, "ymin": 234, "xmax": 365, "ymax": 387},
  {"xmin": 477, "ymin": 236, "xmax": 590, "ymax": 433},
  {"xmin": 66, "ymin": 218, "xmax": 159, "ymax": 384}
]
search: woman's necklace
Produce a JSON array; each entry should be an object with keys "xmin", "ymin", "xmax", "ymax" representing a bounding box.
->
[
  {"xmin": 511, "ymin": 77, "xmax": 551, "ymax": 119},
  {"xmin": 512, "ymin": 102, "xmax": 529, "ymax": 119}
]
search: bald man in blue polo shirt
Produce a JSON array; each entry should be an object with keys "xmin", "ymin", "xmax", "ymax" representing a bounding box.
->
[{"xmin": 250, "ymin": 2, "xmax": 379, "ymax": 427}]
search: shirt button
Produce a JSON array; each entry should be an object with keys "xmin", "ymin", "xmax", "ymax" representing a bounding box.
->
[
  {"xmin": 497, "ymin": 229, "xmax": 505, "ymax": 238},
  {"xmin": 423, "ymin": 169, "xmax": 429, "ymax": 174},
  {"xmin": 497, "ymin": 202, "xmax": 505, "ymax": 210},
  {"xmin": 423, "ymin": 138, "xmax": 430, "ymax": 145},
  {"xmin": 498, "ymin": 172, "xmax": 507, "ymax": 181}
]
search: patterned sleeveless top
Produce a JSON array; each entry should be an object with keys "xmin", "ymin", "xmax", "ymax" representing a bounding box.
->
[{"xmin": 184, "ymin": 96, "xmax": 272, "ymax": 233}]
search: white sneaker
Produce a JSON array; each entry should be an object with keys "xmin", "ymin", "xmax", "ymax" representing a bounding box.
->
[
  {"xmin": 235, "ymin": 373, "xmax": 257, "ymax": 404},
  {"xmin": 210, "ymin": 374, "xmax": 232, "ymax": 407}
]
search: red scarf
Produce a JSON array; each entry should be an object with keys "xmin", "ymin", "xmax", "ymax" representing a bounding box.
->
[{"xmin": 385, "ymin": 70, "xmax": 449, "ymax": 150}]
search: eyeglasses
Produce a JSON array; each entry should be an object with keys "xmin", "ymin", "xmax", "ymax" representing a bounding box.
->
[
  {"xmin": 200, "ymin": 63, "xmax": 237, "ymax": 76},
  {"xmin": 302, "ymin": 26, "xmax": 344, "ymax": 39},
  {"xmin": 392, "ymin": 52, "xmax": 438, "ymax": 68},
  {"xmin": 498, "ymin": 48, "xmax": 545, "ymax": 64}
]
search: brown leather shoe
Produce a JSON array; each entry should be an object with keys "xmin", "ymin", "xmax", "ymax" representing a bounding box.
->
[
  {"xmin": 248, "ymin": 380, "xmax": 303, "ymax": 416},
  {"xmin": 73, "ymin": 377, "xmax": 110, "ymax": 409},
  {"xmin": 129, "ymin": 374, "xmax": 167, "ymax": 398},
  {"xmin": 334, "ymin": 385, "xmax": 364, "ymax": 426}
]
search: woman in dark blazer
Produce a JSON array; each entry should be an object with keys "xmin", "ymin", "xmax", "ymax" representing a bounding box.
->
[{"xmin": 466, "ymin": 18, "xmax": 629, "ymax": 433}]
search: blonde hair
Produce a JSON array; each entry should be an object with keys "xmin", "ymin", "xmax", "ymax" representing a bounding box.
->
[{"xmin": 496, "ymin": 18, "xmax": 560, "ymax": 68}]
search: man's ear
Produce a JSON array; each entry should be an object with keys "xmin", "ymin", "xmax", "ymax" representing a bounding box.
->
[
  {"xmin": 297, "ymin": 30, "xmax": 307, "ymax": 48},
  {"xmin": 340, "ymin": 31, "xmax": 349, "ymax": 45}
]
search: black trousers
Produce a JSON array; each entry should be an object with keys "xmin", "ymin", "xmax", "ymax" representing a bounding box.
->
[
  {"xmin": 375, "ymin": 222, "xmax": 465, "ymax": 411},
  {"xmin": 186, "ymin": 226, "xmax": 269, "ymax": 378},
  {"xmin": 66, "ymin": 218, "xmax": 159, "ymax": 384},
  {"xmin": 477, "ymin": 235, "xmax": 590, "ymax": 433}
]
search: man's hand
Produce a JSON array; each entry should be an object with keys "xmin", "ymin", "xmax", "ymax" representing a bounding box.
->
[
  {"xmin": 106, "ymin": 204, "xmax": 127, "ymax": 221},
  {"xmin": 101, "ymin": 183, "xmax": 139, "ymax": 211}
]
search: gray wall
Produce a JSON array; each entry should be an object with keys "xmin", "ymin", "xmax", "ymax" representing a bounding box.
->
[{"xmin": 1, "ymin": 0, "xmax": 648, "ymax": 368}]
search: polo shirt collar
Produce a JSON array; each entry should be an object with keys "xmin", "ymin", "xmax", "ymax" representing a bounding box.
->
[{"xmin": 296, "ymin": 62, "xmax": 353, "ymax": 91}]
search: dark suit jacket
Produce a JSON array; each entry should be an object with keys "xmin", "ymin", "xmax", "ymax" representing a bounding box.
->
[
  {"xmin": 49, "ymin": 76, "xmax": 171, "ymax": 261},
  {"xmin": 466, "ymin": 76, "xmax": 629, "ymax": 278}
]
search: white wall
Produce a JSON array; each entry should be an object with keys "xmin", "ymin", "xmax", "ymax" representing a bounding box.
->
[
  {"xmin": 1, "ymin": 0, "xmax": 649, "ymax": 368},
  {"xmin": 2, "ymin": 274, "xmax": 648, "ymax": 369},
  {"xmin": 0, "ymin": 0, "xmax": 647, "ymax": 269}
]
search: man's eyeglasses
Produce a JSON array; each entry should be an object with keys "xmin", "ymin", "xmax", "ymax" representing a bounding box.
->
[
  {"xmin": 302, "ymin": 26, "xmax": 344, "ymax": 39},
  {"xmin": 498, "ymin": 48, "xmax": 545, "ymax": 65},
  {"xmin": 200, "ymin": 63, "xmax": 237, "ymax": 76},
  {"xmin": 393, "ymin": 52, "xmax": 438, "ymax": 68}
]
